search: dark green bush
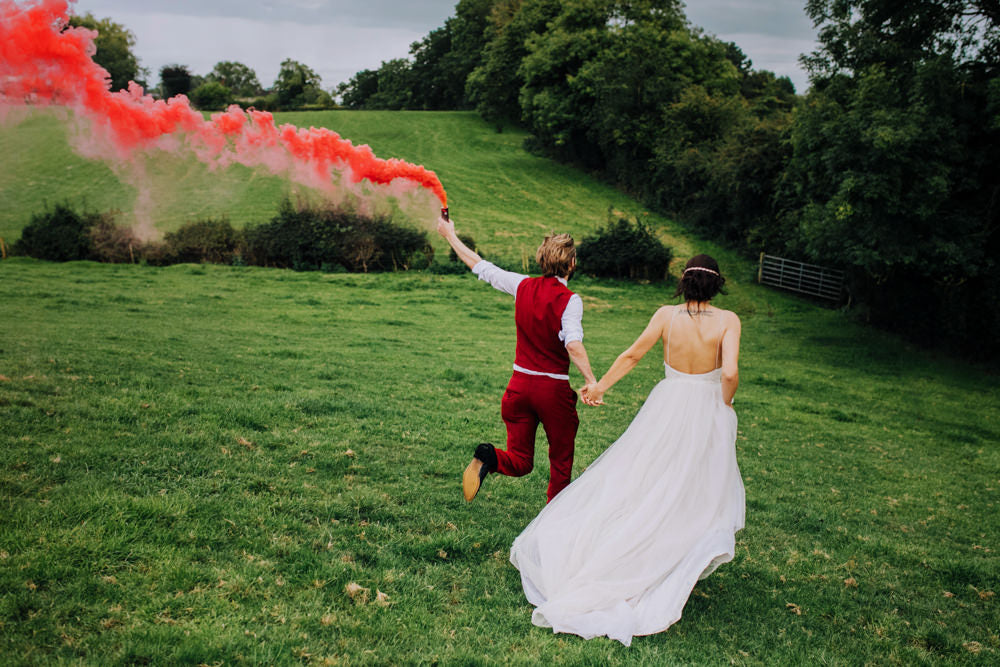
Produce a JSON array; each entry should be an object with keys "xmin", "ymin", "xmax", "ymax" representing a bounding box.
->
[
  {"xmin": 242, "ymin": 200, "xmax": 342, "ymax": 270},
  {"xmin": 13, "ymin": 203, "xmax": 96, "ymax": 261},
  {"xmin": 242, "ymin": 200, "xmax": 430, "ymax": 272},
  {"xmin": 577, "ymin": 215, "xmax": 672, "ymax": 281},
  {"xmin": 366, "ymin": 217, "xmax": 433, "ymax": 271},
  {"xmin": 163, "ymin": 219, "xmax": 242, "ymax": 265},
  {"xmin": 245, "ymin": 94, "xmax": 280, "ymax": 111},
  {"xmin": 13, "ymin": 200, "xmax": 430, "ymax": 274},
  {"xmin": 189, "ymin": 81, "xmax": 233, "ymax": 110}
]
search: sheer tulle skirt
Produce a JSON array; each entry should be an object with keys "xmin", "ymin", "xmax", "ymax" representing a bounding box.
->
[{"xmin": 510, "ymin": 366, "xmax": 745, "ymax": 646}]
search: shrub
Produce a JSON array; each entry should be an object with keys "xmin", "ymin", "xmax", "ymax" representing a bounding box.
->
[
  {"xmin": 163, "ymin": 219, "xmax": 242, "ymax": 265},
  {"xmin": 242, "ymin": 200, "xmax": 431, "ymax": 272},
  {"xmin": 577, "ymin": 215, "xmax": 672, "ymax": 281},
  {"xmin": 13, "ymin": 203, "xmax": 96, "ymax": 261},
  {"xmin": 245, "ymin": 93, "xmax": 280, "ymax": 111},
  {"xmin": 367, "ymin": 217, "xmax": 432, "ymax": 271},
  {"xmin": 89, "ymin": 213, "xmax": 143, "ymax": 263},
  {"xmin": 189, "ymin": 81, "xmax": 233, "ymax": 110},
  {"xmin": 241, "ymin": 200, "xmax": 341, "ymax": 270}
]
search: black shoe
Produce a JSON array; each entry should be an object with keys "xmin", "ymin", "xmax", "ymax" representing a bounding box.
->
[{"xmin": 463, "ymin": 443, "xmax": 498, "ymax": 502}]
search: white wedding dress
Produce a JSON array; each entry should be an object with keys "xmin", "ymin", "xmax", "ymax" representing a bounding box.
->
[{"xmin": 510, "ymin": 338, "xmax": 745, "ymax": 646}]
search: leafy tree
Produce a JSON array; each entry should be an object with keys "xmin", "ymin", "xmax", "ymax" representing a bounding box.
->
[
  {"xmin": 803, "ymin": 0, "xmax": 1000, "ymax": 76},
  {"xmin": 448, "ymin": 0, "xmax": 496, "ymax": 92},
  {"xmin": 466, "ymin": 0, "xmax": 562, "ymax": 126},
  {"xmin": 273, "ymin": 58, "xmax": 328, "ymax": 109},
  {"xmin": 207, "ymin": 61, "xmax": 262, "ymax": 97},
  {"xmin": 189, "ymin": 81, "xmax": 233, "ymax": 110},
  {"xmin": 583, "ymin": 18, "xmax": 737, "ymax": 180},
  {"xmin": 337, "ymin": 69, "xmax": 379, "ymax": 109},
  {"xmin": 365, "ymin": 59, "xmax": 415, "ymax": 110},
  {"xmin": 517, "ymin": 1, "xmax": 746, "ymax": 173},
  {"xmin": 408, "ymin": 24, "xmax": 461, "ymax": 109},
  {"xmin": 337, "ymin": 0, "xmax": 493, "ymax": 110},
  {"xmin": 407, "ymin": 0, "xmax": 494, "ymax": 109},
  {"xmin": 68, "ymin": 13, "xmax": 146, "ymax": 91},
  {"xmin": 785, "ymin": 0, "xmax": 1000, "ymax": 353},
  {"xmin": 339, "ymin": 59, "xmax": 416, "ymax": 110},
  {"xmin": 159, "ymin": 64, "xmax": 192, "ymax": 99}
]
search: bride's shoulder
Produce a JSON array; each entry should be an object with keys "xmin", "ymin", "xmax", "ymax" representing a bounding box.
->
[
  {"xmin": 714, "ymin": 307, "xmax": 742, "ymax": 324},
  {"xmin": 652, "ymin": 304, "xmax": 679, "ymax": 319}
]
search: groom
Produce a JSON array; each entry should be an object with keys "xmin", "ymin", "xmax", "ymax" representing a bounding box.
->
[{"xmin": 437, "ymin": 213, "xmax": 597, "ymax": 503}]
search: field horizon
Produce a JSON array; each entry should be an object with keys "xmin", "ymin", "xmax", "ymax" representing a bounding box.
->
[{"xmin": 1, "ymin": 109, "xmax": 997, "ymax": 664}]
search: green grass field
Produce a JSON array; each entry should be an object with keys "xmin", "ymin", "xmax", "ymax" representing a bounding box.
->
[{"xmin": 1, "ymin": 110, "xmax": 998, "ymax": 664}]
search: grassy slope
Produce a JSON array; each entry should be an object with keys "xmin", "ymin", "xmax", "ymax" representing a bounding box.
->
[
  {"xmin": 0, "ymin": 110, "xmax": 667, "ymax": 264},
  {"xmin": 0, "ymin": 110, "xmax": 998, "ymax": 664}
]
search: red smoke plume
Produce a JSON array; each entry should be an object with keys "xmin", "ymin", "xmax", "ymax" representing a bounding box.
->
[{"xmin": 0, "ymin": 0, "xmax": 447, "ymax": 218}]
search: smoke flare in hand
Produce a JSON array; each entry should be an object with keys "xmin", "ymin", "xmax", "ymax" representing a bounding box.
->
[{"xmin": 0, "ymin": 0, "xmax": 447, "ymax": 230}]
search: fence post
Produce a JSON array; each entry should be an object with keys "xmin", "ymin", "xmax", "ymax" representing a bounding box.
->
[
  {"xmin": 757, "ymin": 251, "xmax": 764, "ymax": 283},
  {"xmin": 0, "ymin": 237, "xmax": 6, "ymax": 260}
]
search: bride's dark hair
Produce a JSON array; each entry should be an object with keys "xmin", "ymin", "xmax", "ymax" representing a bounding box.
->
[{"xmin": 674, "ymin": 254, "xmax": 726, "ymax": 303}]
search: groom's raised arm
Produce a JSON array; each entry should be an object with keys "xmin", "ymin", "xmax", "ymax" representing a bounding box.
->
[
  {"xmin": 437, "ymin": 214, "xmax": 527, "ymax": 296},
  {"xmin": 437, "ymin": 215, "xmax": 482, "ymax": 270}
]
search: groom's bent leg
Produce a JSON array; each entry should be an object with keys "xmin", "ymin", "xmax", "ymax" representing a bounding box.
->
[
  {"xmin": 497, "ymin": 374, "xmax": 539, "ymax": 478},
  {"xmin": 538, "ymin": 379, "xmax": 579, "ymax": 502}
]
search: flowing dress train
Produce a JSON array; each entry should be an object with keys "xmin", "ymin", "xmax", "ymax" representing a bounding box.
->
[{"xmin": 509, "ymin": 362, "xmax": 745, "ymax": 646}]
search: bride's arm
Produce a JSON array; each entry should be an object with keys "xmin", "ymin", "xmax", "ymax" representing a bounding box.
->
[
  {"xmin": 585, "ymin": 308, "xmax": 668, "ymax": 404},
  {"xmin": 721, "ymin": 313, "xmax": 741, "ymax": 406}
]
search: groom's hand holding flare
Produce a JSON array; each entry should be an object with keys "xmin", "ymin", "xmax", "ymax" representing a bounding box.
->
[{"xmin": 437, "ymin": 213, "xmax": 483, "ymax": 270}]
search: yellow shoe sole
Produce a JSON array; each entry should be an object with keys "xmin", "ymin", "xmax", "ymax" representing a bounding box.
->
[{"xmin": 463, "ymin": 457, "xmax": 485, "ymax": 501}]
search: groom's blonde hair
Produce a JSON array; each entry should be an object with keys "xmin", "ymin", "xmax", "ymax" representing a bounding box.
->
[{"xmin": 536, "ymin": 234, "xmax": 575, "ymax": 278}]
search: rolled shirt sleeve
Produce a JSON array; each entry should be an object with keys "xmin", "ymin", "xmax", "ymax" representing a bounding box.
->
[
  {"xmin": 472, "ymin": 260, "xmax": 583, "ymax": 346},
  {"xmin": 559, "ymin": 294, "xmax": 584, "ymax": 345},
  {"xmin": 471, "ymin": 260, "xmax": 527, "ymax": 296}
]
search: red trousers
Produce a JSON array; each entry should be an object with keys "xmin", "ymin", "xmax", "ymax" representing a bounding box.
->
[{"xmin": 496, "ymin": 371, "xmax": 579, "ymax": 502}]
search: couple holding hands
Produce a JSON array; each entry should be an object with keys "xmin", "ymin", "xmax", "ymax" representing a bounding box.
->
[{"xmin": 437, "ymin": 214, "xmax": 745, "ymax": 646}]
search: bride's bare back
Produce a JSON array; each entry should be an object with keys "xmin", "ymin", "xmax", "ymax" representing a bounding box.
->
[
  {"xmin": 663, "ymin": 304, "xmax": 731, "ymax": 375},
  {"xmin": 585, "ymin": 300, "xmax": 741, "ymax": 407}
]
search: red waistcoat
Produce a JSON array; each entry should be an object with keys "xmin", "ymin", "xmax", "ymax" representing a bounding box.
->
[{"xmin": 514, "ymin": 276, "xmax": 574, "ymax": 376}]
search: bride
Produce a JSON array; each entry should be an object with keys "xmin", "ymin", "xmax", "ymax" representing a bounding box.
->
[{"xmin": 509, "ymin": 254, "xmax": 745, "ymax": 646}]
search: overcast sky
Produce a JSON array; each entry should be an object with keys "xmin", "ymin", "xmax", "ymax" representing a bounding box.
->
[{"xmin": 74, "ymin": 0, "xmax": 819, "ymax": 95}]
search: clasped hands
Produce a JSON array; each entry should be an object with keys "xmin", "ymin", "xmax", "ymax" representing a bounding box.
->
[{"xmin": 580, "ymin": 382, "xmax": 605, "ymax": 406}]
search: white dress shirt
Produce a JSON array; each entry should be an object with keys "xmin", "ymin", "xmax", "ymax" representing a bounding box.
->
[{"xmin": 472, "ymin": 260, "xmax": 584, "ymax": 380}]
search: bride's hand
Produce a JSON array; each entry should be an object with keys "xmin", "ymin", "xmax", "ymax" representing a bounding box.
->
[{"xmin": 580, "ymin": 383, "xmax": 605, "ymax": 406}]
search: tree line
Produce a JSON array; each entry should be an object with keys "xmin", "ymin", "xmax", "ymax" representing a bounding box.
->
[{"xmin": 338, "ymin": 0, "xmax": 1000, "ymax": 358}]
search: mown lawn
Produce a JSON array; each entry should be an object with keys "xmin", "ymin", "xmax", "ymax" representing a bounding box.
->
[{"xmin": 1, "ymin": 256, "xmax": 997, "ymax": 665}]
